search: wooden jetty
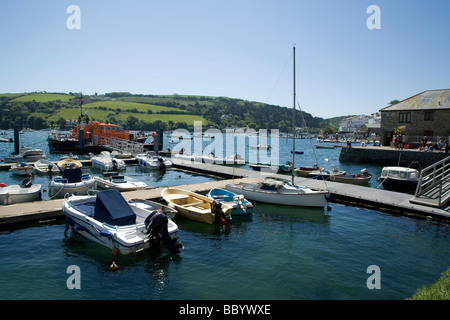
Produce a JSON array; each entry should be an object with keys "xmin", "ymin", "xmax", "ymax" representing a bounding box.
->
[{"xmin": 1, "ymin": 157, "xmax": 449, "ymax": 227}]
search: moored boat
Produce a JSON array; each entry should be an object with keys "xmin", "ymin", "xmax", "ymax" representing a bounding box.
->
[
  {"xmin": 329, "ymin": 169, "xmax": 372, "ymax": 185},
  {"xmin": 49, "ymin": 167, "xmax": 96, "ymax": 197},
  {"xmin": 136, "ymin": 152, "xmax": 172, "ymax": 170},
  {"xmin": 378, "ymin": 166, "xmax": 421, "ymax": 193},
  {"xmin": 34, "ymin": 159, "xmax": 60, "ymax": 174},
  {"xmin": 62, "ymin": 189, "xmax": 182, "ymax": 254},
  {"xmin": 226, "ymin": 177, "xmax": 328, "ymax": 208},
  {"xmin": 294, "ymin": 166, "xmax": 324, "ymax": 178},
  {"xmin": 57, "ymin": 158, "xmax": 83, "ymax": 170},
  {"xmin": 94, "ymin": 172, "xmax": 148, "ymax": 191},
  {"xmin": 206, "ymin": 188, "xmax": 252, "ymax": 215},
  {"xmin": 9, "ymin": 162, "xmax": 35, "ymax": 176},
  {"xmin": 2, "ymin": 147, "xmax": 46, "ymax": 163},
  {"xmin": 161, "ymin": 187, "xmax": 233, "ymax": 224},
  {"xmin": 0, "ymin": 178, "xmax": 41, "ymax": 205},
  {"xmin": 90, "ymin": 151, "xmax": 126, "ymax": 171}
]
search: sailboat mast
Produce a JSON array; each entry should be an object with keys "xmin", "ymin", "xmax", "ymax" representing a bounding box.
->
[{"xmin": 291, "ymin": 45, "xmax": 296, "ymax": 185}]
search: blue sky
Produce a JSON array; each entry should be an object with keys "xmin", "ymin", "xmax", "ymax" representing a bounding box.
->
[{"xmin": 0, "ymin": 0, "xmax": 449, "ymax": 118}]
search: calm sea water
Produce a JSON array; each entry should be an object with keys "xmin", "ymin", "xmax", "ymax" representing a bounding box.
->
[{"xmin": 0, "ymin": 130, "xmax": 449, "ymax": 300}]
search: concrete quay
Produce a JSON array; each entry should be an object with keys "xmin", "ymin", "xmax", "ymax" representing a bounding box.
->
[
  {"xmin": 1, "ymin": 158, "xmax": 449, "ymax": 227},
  {"xmin": 339, "ymin": 145, "xmax": 449, "ymax": 167}
]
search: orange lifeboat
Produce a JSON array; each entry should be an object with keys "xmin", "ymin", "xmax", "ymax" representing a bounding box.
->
[{"xmin": 72, "ymin": 121, "xmax": 131, "ymax": 141}]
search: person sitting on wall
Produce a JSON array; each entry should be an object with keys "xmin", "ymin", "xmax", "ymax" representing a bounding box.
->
[{"xmin": 346, "ymin": 141, "xmax": 352, "ymax": 151}]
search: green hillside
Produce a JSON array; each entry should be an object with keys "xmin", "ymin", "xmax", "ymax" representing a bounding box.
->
[{"xmin": 0, "ymin": 91, "xmax": 328, "ymax": 131}]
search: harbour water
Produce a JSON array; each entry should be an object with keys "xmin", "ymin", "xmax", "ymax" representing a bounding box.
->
[{"xmin": 0, "ymin": 130, "xmax": 449, "ymax": 300}]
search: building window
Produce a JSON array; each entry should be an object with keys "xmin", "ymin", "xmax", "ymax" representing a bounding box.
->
[
  {"xmin": 399, "ymin": 112, "xmax": 411, "ymax": 123},
  {"xmin": 421, "ymin": 96, "xmax": 432, "ymax": 104},
  {"xmin": 424, "ymin": 111, "xmax": 434, "ymax": 121}
]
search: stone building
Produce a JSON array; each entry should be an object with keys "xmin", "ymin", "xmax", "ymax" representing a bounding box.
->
[{"xmin": 379, "ymin": 89, "xmax": 450, "ymax": 146}]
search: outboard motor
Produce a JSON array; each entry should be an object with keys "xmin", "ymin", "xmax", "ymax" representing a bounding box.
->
[
  {"xmin": 361, "ymin": 168, "xmax": 369, "ymax": 176},
  {"xmin": 157, "ymin": 157, "xmax": 166, "ymax": 172},
  {"xmin": 143, "ymin": 211, "xmax": 182, "ymax": 253},
  {"xmin": 211, "ymin": 200, "xmax": 231, "ymax": 224}
]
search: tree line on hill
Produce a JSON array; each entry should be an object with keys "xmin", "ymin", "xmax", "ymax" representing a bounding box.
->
[{"xmin": 0, "ymin": 92, "xmax": 331, "ymax": 132}]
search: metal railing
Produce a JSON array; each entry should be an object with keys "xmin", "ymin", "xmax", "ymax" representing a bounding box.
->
[
  {"xmin": 414, "ymin": 156, "xmax": 450, "ymax": 207},
  {"xmin": 99, "ymin": 136, "xmax": 144, "ymax": 156}
]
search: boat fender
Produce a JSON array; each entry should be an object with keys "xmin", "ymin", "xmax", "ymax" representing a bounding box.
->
[
  {"xmin": 0, "ymin": 183, "xmax": 6, "ymax": 188},
  {"xmin": 100, "ymin": 230, "xmax": 113, "ymax": 237}
]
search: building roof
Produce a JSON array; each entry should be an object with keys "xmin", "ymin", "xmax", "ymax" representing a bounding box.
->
[{"xmin": 380, "ymin": 89, "xmax": 450, "ymax": 112}]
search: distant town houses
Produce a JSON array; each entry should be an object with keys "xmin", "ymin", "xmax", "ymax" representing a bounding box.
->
[{"xmin": 338, "ymin": 112, "xmax": 381, "ymax": 136}]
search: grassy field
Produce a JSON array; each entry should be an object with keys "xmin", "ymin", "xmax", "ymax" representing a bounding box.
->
[
  {"xmin": 10, "ymin": 93, "xmax": 75, "ymax": 102},
  {"xmin": 84, "ymin": 100, "xmax": 187, "ymax": 113},
  {"xmin": 34, "ymin": 108, "xmax": 206, "ymax": 126}
]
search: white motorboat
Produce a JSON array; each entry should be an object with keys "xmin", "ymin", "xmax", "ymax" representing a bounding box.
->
[
  {"xmin": 94, "ymin": 172, "xmax": 148, "ymax": 191},
  {"xmin": 0, "ymin": 179, "xmax": 41, "ymax": 205},
  {"xmin": 49, "ymin": 167, "xmax": 96, "ymax": 197},
  {"xmin": 136, "ymin": 152, "xmax": 172, "ymax": 170},
  {"xmin": 378, "ymin": 166, "xmax": 421, "ymax": 193},
  {"xmin": 90, "ymin": 151, "xmax": 126, "ymax": 171},
  {"xmin": 111, "ymin": 150, "xmax": 132, "ymax": 159},
  {"xmin": 201, "ymin": 153, "xmax": 246, "ymax": 165},
  {"xmin": 2, "ymin": 147, "xmax": 46, "ymax": 163},
  {"xmin": 226, "ymin": 177, "xmax": 328, "ymax": 208},
  {"xmin": 9, "ymin": 162, "xmax": 35, "ymax": 176},
  {"xmin": 62, "ymin": 189, "xmax": 182, "ymax": 254},
  {"xmin": 249, "ymin": 144, "xmax": 271, "ymax": 150},
  {"xmin": 34, "ymin": 159, "xmax": 60, "ymax": 174},
  {"xmin": 172, "ymin": 152, "xmax": 201, "ymax": 163}
]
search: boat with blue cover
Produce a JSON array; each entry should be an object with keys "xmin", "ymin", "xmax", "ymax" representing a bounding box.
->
[
  {"xmin": 62, "ymin": 189, "xmax": 182, "ymax": 255},
  {"xmin": 49, "ymin": 167, "xmax": 96, "ymax": 197},
  {"xmin": 206, "ymin": 188, "xmax": 253, "ymax": 215}
]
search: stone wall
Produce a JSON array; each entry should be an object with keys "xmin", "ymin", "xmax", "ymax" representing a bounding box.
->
[
  {"xmin": 381, "ymin": 109, "xmax": 450, "ymax": 137},
  {"xmin": 339, "ymin": 146, "xmax": 449, "ymax": 168}
]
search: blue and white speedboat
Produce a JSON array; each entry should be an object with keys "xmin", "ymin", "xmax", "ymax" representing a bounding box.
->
[
  {"xmin": 63, "ymin": 189, "xmax": 182, "ymax": 255},
  {"xmin": 206, "ymin": 188, "xmax": 253, "ymax": 215}
]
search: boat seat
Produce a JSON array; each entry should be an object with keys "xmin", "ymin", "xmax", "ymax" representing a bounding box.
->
[{"xmin": 179, "ymin": 201, "xmax": 204, "ymax": 207}]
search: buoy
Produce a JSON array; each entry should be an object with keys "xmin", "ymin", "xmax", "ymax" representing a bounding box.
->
[
  {"xmin": 110, "ymin": 261, "xmax": 118, "ymax": 272},
  {"xmin": 221, "ymin": 218, "xmax": 228, "ymax": 225}
]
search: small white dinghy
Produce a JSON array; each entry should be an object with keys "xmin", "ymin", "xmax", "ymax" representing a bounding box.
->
[
  {"xmin": 62, "ymin": 189, "xmax": 182, "ymax": 254},
  {"xmin": 34, "ymin": 159, "xmax": 60, "ymax": 175},
  {"xmin": 0, "ymin": 178, "xmax": 41, "ymax": 205},
  {"xmin": 49, "ymin": 167, "xmax": 96, "ymax": 197}
]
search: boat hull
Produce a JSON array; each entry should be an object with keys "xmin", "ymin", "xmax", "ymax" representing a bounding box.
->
[
  {"xmin": 226, "ymin": 183, "xmax": 327, "ymax": 208},
  {"xmin": 62, "ymin": 195, "xmax": 179, "ymax": 255},
  {"xmin": 49, "ymin": 176, "xmax": 96, "ymax": 197},
  {"xmin": 0, "ymin": 184, "xmax": 41, "ymax": 205},
  {"xmin": 207, "ymin": 188, "xmax": 253, "ymax": 215},
  {"xmin": 161, "ymin": 187, "xmax": 232, "ymax": 224}
]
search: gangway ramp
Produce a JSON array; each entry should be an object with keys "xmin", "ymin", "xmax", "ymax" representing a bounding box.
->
[{"xmin": 410, "ymin": 156, "xmax": 450, "ymax": 208}]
